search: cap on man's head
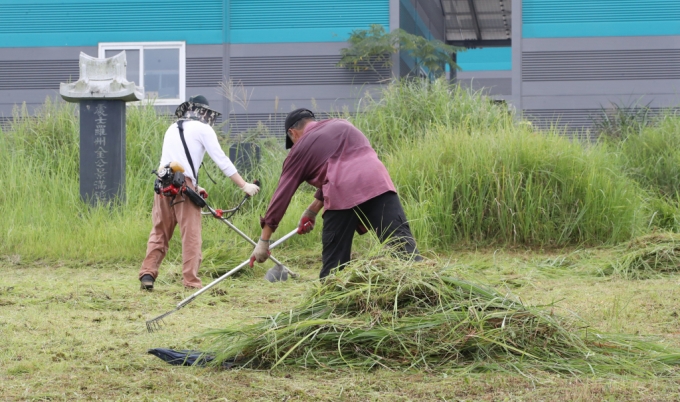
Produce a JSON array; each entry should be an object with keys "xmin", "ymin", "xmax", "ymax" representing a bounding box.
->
[{"xmin": 284, "ymin": 108, "xmax": 315, "ymax": 149}]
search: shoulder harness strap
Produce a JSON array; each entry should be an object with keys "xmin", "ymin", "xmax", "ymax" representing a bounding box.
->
[{"xmin": 177, "ymin": 120, "xmax": 198, "ymax": 186}]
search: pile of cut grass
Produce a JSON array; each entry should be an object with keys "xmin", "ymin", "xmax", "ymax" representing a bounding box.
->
[
  {"xmin": 204, "ymin": 259, "xmax": 680, "ymax": 375},
  {"xmin": 605, "ymin": 232, "xmax": 680, "ymax": 279}
]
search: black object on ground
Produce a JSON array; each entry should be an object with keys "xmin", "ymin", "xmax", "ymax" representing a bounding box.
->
[{"xmin": 147, "ymin": 348, "xmax": 235, "ymax": 369}]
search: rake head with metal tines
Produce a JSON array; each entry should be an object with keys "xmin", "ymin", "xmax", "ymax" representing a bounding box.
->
[
  {"xmin": 144, "ymin": 229, "xmax": 299, "ymax": 333},
  {"xmin": 146, "ymin": 307, "xmax": 181, "ymax": 333}
]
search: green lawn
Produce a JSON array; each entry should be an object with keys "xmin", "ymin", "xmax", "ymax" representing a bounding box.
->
[{"xmin": 2, "ymin": 248, "xmax": 680, "ymax": 401}]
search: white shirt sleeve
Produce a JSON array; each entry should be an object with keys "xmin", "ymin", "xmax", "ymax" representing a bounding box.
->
[
  {"xmin": 199, "ymin": 123, "xmax": 238, "ymax": 178},
  {"xmin": 158, "ymin": 121, "xmax": 237, "ymax": 185}
]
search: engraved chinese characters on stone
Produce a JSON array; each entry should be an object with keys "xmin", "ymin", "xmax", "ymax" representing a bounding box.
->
[{"xmin": 79, "ymin": 100, "xmax": 125, "ymax": 205}]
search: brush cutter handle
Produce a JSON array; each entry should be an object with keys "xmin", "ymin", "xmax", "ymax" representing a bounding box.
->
[
  {"xmin": 175, "ymin": 228, "xmax": 299, "ymax": 309},
  {"xmin": 230, "ymin": 179, "xmax": 258, "ymax": 216},
  {"xmin": 248, "ymin": 179, "xmax": 260, "ymax": 198},
  {"xmin": 201, "ymin": 179, "xmax": 259, "ymax": 220}
]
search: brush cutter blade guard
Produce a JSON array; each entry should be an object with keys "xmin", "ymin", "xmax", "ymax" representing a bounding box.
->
[{"xmin": 264, "ymin": 264, "xmax": 289, "ymax": 282}]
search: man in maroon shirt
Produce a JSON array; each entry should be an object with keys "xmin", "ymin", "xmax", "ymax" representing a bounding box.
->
[{"xmin": 251, "ymin": 108, "xmax": 422, "ymax": 279}]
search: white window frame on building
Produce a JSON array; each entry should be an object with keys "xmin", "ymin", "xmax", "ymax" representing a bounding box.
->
[{"xmin": 98, "ymin": 42, "xmax": 186, "ymax": 106}]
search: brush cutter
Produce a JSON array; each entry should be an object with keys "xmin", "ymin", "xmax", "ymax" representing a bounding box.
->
[
  {"xmin": 182, "ymin": 175, "xmax": 297, "ymax": 281},
  {"xmin": 146, "ymin": 228, "xmax": 300, "ymax": 333},
  {"xmin": 199, "ymin": 188, "xmax": 298, "ymax": 282}
]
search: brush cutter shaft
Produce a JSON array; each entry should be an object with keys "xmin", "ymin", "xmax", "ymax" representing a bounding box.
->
[
  {"xmin": 175, "ymin": 228, "xmax": 299, "ymax": 309},
  {"xmin": 216, "ymin": 214, "xmax": 254, "ymax": 244},
  {"xmin": 211, "ymin": 214, "xmax": 288, "ymax": 267},
  {"xmin": 201, "ymin": 208, "xmax": 237, "ymax": 216},
  {"xmin": 203, "ymin": 204, "xmax": 297, "ymax": 277}
]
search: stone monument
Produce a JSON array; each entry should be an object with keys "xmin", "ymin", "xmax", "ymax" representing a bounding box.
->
[
  {"xmin": 60, "ymin": 52, "xmax": 144, "ymax": 205},
  {"xmin": 229, "ymin": 142, "xmax": 261, "ymax": 174}
]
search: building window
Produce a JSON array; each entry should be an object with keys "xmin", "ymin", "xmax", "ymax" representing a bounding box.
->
[{"xmin": 98, "ymin": 42, "xmax": 185, "ymax": 106}]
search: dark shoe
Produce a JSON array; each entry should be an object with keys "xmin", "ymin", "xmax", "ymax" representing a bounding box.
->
[{"xmin": 140, "ymin": 274, "xmax": 155, "ymax": 291}]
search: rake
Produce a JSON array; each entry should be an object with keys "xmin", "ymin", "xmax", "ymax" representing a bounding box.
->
[{"xmin": 146, "ymin": 228, "xmax": 299, "ymax": 333}]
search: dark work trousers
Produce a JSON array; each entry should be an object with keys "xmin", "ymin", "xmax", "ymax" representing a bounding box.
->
[{"xmin": 320, "ymin": 191, "xmax": 421, "ymax": 279}]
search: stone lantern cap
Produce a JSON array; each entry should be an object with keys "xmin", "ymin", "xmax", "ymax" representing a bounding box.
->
[{"xmin": 60, "ymin": 51, "xmax": 144, "ymax": 103}]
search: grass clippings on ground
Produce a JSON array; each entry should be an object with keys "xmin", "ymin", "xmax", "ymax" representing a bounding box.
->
[
  {"xmin": 203, "ymin": 258, "xmax": 680, "ymax": 376},
  {"xmin": 3, "ymin": 249, "xmax": 680, "ymax": 401},
  {"xmin": 606, "ymin": 232, "xmax": 680, "ymax": 279}
]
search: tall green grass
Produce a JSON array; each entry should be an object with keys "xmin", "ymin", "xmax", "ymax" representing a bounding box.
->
[
  {"xmin": 0, "ymin": 98, "xmax": 319, "ymax": 265},
  {"xmin": 387, "ymin": 125, "xmax": 644, "ymax": 248},
  {"xmin": 349, "ymin": 80, "xmax": 646, "ymax": 248},
  {"xmin": 593, "ymin": 103, "xmax": 656, "ymax": 142},
  {"xmin": 349, "ymin": 79, "xmax": 511, "ymax": 155},
  {"xmin": 608, "ymin": 112, "xmax": 680, "ymax": 199},
  {"xmin": 594, "ymin": 109, "xmax": 680, "ymax": 231},
  {"xmin": 2, "ymin": 81, "xmax": 677, "ymax": 263},
  {"xmin": 1, "ymin": 99, "xmax": 165, "ymax": 261}
]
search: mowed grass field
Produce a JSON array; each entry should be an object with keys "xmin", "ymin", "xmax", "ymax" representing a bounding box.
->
[
  {"xmin": 4, "ymin": 79, "xmax": 680, "ymax": 401},
  {"xmin": 3, "ymin": 246, "xmax": 680, "ymax": 401}
]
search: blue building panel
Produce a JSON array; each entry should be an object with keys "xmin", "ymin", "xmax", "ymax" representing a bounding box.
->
[
  {"xmin": 229, "ymin": 0, "xmax": 389, "ymax": 44},
  {"xmin": 0, "ymin": 0, "xmax": 389, "ymax": 47},
  {"xmin": 457, "ymin": 48, "xmax": 512, "ymax": 72},
  {"xmin": 2, "ymin": 31, "xmax": 224, "ymax": 48},
  {"xmin": 0, "ymin": 0, "xmax": 223, "ymax": 47},
  {"xmin": 523, "ymin": 0, "xmax": 680, "ymax": 38},
  {"xmin": 230, "ymin": 28, "xmax": 369, "ymax": 44}
]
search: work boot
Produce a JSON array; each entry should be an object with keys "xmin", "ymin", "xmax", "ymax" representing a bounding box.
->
[{"xmin": 140, "ymin": 274, "xmax": 155, "ymax": 291}]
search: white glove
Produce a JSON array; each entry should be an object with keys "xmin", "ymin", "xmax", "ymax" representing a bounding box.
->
[
  {"xmin": 241, "ymin": 182, "xmax": 260, "ymax": 197},
  {"xmin": 250, "ymin": 238, "xmax": 270, "ymax": 265}
]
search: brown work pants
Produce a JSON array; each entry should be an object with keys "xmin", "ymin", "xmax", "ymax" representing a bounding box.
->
[{"xmin": 139, "ymin": 181, "xmax": 203, "ymax": 288}]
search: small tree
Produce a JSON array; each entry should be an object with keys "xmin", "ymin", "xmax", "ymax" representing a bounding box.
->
[{"xmin": 337, "ymin": 24, "xmax": 463, "ymax": 79}]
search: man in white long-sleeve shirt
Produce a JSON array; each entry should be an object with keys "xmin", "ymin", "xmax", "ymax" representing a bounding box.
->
[{"xmin": 139, "ymin": 95, "xmax": 259, "ymax": 290}]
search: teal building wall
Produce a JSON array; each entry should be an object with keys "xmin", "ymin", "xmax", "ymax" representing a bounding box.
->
[
  {"xmin": 517, "ymin": 0, "xmax": 680, "ymax": 133},
  {"xmin": 457, "ymin": 48, "xmax": 512, "ymax": 72},
  {"xmin": 523, "ymin": 0, "xmax": 680, "ymax": 38},
  {"xmin": 0, "ymin": 0, "xmax": 389, "ymax": 48}
]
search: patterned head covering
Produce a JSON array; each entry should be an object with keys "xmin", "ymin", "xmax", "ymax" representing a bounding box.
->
[{"xmin": 174, "ymin": 95, "xmax": 222, "ymax": 126}]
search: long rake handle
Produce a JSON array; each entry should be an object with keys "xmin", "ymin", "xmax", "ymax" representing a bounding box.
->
[
  {"xmin": 145, "ymin": 228, "xmax": 299, "ymax": 332},
  {"xmin": 175, "ymin": 228, "xmax": 299, "ymax": 310}
]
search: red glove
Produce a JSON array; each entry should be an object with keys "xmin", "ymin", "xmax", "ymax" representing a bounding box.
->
[
  {"xmin": 197, "ymin": 186, "xmax": 208, "ymax": 199},
  {"xmin": 298, "ymin": 209, "xmax": 317, "ymax": 234}
]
